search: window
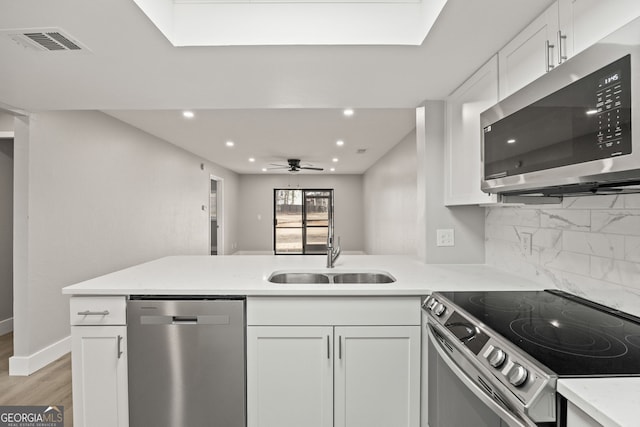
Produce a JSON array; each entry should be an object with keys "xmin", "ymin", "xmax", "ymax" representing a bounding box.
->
[{"xmin": 274, "ymin": 189, "xmax": 333, "ymax": 255}]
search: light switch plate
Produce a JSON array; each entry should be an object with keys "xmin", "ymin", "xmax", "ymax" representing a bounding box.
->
[
  {"xmin": 520, "ymin": 232, "xmax": 532, "ymax": 255},
  {"xmin": 436, "ymin": 229, "xmax": 455, "ymax": 247}
]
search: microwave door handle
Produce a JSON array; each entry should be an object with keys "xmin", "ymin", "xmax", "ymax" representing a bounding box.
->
[{"xmin": 428, "ymin": 327, "xmax": 534, "ymax": 427}]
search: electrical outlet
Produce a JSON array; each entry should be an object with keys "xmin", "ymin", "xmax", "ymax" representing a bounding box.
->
[
  {"xmin": 436, "ymin": 229, "xmax": 455, "ymax": 247},
  {"xmin": 521, "ymin": 232, "xmax": 532, "ymax": 256}
]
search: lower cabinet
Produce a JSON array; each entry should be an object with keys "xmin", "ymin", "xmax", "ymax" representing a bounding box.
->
[
  {"xmin": 246, "ymin": 297, "xmax": 422, "ymax": 427},
  {"xmin": 70, "ymin": 296, "xmax": 128, "ymax": 427},
  {"xmin": 71, "ymin": 326, "xmax": 129, "ymax": 427},
  {"xmin": 334, "ymin": 326, "xmax": 420, "ymax": 427},
  {"xmin": 247, "ymin": 326, "xmax": 334, "ymax": 427}
]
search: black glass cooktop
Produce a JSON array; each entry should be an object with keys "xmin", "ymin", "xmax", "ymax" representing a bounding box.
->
[{"xmin": 438, "ymin": 290, "xmax": 640, "ymax": 377}]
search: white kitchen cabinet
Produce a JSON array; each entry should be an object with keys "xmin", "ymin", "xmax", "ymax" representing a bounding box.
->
[
  {"xmin": 498, "ymin": 2, "xmax": 560, "ymax": 99},
  {"xmin": 71, "ymin": 326, "xmax": 129, "ymax": 427},
  {"xmin": 70, "ymin": 296, "xmax": 128, "ymax": 427},
  {"xmin": 246, "ymin": 297, "xmax": 422, "ymax": 427},
  {"xmin": 247, "ymin": 326, "xmax": 334, "ymax": 427},
  {"xmin": 444, "ymin": 55, "xmax": 499, "ymax": 206},
  {"xmin": 334, "ymin": 326, "xmax": 420, "ymax": 427},
  {"xmin": 566, "ymin": 400, "xmax": 602, "ymax": 427},
  {"xmin": 559, "ymin": 0, "xmax": 640, "ymax": 57}
]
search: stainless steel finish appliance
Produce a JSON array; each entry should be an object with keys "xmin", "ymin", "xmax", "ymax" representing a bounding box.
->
[
  {"xmin": 128, "ymin": 296, "xmax": 246, "ymax": 427},
  {"xmin": 424, "ymin": 290, "xmax": 640, "ymax": 427},
  {"xmin": 481, "ymin": 16, "xmax": 640, "ymax": 198}
]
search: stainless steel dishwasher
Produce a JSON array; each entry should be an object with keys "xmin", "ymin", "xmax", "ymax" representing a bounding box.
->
[{"xmin": 127, "ymin": 296, "xmax": 246, "ymax": 427}]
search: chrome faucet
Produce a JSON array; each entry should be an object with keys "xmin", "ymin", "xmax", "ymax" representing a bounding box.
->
[{"xmin": 327, "ymin": 235, "xmax": 341, "ymax": 268}]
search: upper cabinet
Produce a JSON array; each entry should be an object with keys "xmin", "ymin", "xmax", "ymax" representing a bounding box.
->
[
  {"xmin": 444, "ymin": 55, "xmax": 499, "ymax": 206},
  {"xmin": 499, "ymin": 0, "xmax": 640, "ymax": 100},
  {"xmin": 498, "ymin": 2, "xmax": 561, "ymax": 99},
  {"xmin": 444, "ymin": 0, "xmax": 640, "ymax": 207},
  {"xmin": 560, "ymin": 0, "xmax": 640, "ymax": 56}
]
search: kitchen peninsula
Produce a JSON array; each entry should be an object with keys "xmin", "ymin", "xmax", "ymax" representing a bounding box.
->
[{"xmin": 62, "ymin": 255, "xmax": 637, "ymax": 427}]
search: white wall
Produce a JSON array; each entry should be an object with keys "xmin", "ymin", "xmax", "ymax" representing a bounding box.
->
[
  {"xmin": 237, "ymin": 174, "xmax": 364, "ymax": 253},
  {"xmin": 486, "ymin": 195, "xmax": 640, "ymax": 317},
  {"xmin": 11, "ymin": 111, "xmax": 239, "ymax": 372},
  {"xmin": 363, "ymin": 130, "xmax": 417, "ymax": 255},
  {"xmin": 417, "ymin": 102, "xmax": 485, "ymax": 264}
]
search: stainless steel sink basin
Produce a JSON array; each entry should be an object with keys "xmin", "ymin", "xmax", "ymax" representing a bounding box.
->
[
  {"xmin": 332, "ymin": 272, "xmax": 395, "ymax": 284},
  {"xmin": 268, "ymin": 272, "xmax": 330, "ymax": 284},
  {"xmin": 268, "ymin": 271, "xmax": 395, "ymax": 284}
]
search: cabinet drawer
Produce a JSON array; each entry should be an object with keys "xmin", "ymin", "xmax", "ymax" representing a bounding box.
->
[
  {"xmin": 70, "ymin": 296, "xmax": 127, "ymax": 326},
  {"xmin": 247, "ymin": 296, "xmax": 421, "ymax": 326}
]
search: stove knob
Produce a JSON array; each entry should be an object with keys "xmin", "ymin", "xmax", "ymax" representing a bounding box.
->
[
  {"xmin": 427, "ymin": 298, "xmax": 438, "ymax": 310},
  {"xmin": 508, "ymin": 364, "xmax": 528, "ymax": 387},
  {"xmin": 433, "ymin": 303, "xmax": 446, "ymax": 316},
  {"xmin": 487, "ymin": 348, "xmax": 506, "ymax": 368}
]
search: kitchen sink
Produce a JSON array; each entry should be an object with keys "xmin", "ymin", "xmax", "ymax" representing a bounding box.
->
[
  {"xmin": 268, "ymin": 271, "xmax": 395, "ymax": 284},
  {"xmin": 268, "ymin": 272, "xmax": 330, "ymax": 284},
  {"xmin": 332, "ymin": 272, "xmax": 395, "ymax": 284}
]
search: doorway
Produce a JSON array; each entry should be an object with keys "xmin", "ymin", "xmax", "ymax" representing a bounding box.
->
[
  {"xmin": 0, "ymin": 137, "xmax": 14, "ymax": 338},
  {"xmin": 273, "ymin": 189, "xmax": 333, "ymax": 255},
  {"xmin": 209, "ymin": 176, "xmax": 223, "ymax": 255}
]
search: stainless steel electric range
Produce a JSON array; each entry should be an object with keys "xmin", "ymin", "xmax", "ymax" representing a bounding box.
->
[{"xmin": 424, "ymin": 289, "xmax": 640, "ymax": 427}]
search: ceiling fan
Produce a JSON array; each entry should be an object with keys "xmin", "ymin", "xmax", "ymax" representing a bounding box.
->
[{"xmin": 268, "ymin": 159, "xmax": 324, "ymax": 173}]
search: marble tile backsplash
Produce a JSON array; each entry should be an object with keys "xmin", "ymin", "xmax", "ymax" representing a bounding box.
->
[{"xmin": 485, "ymin": 194, "xmax": 640, "ymax": 316}]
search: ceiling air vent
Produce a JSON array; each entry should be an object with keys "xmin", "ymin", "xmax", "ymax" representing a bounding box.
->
[{"xmin": 2, "ymin": 28, "xmax": 87, "ymax": 52}]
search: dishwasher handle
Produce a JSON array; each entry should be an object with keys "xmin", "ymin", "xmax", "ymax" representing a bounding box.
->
[
  {"xmin": 172, "ymin": 316, "xmax": 198, "ymax": 324},
  {"xmin": 140, "ymin": 314, "xmax": 231, "ymax": 325}
]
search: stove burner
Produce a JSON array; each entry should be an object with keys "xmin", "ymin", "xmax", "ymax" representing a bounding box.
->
[
  {"xmin": 469, "ymin": 295, "xmax": 534, "ymax": 313},
  {"xmin": 563, "ymin": 309, "xmax": 625, "ymax": 328},
  {"xmin": 510, "ymin": 318, "xmax": 628, "ymax": 358}
]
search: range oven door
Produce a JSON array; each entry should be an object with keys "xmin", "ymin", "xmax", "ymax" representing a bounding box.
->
[{"xmin": 428, "ymin": 324, "xmax": 544, "ymax": 427}]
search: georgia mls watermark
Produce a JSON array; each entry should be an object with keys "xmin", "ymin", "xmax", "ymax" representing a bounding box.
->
[{"xmin": 0, "ymin": 406, "xmax": 63, "ymax": 427}]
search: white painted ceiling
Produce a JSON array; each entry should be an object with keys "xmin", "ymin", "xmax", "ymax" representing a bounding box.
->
[{"xmin": 0, "ymin": 0, "xmax": 555, "ymax": 174}]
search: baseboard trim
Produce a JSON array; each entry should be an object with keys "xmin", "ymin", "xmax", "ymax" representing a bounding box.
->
[
  {"xmin": 0, "ymin": 317, "xmax": 13, "ymax": 335},
  {"xmin": 9, "ymin": 335, "xmax": 71, "ymax": 376}
]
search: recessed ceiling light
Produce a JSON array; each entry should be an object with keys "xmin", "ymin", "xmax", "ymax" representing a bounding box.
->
[
  {"xmin": 225, "ymin": 140, "xmax": 235, "ymax": 147},
  {"xmin": 249, "ymin": 157, "xmax": 255, "ymax": 162},
  {"xmin": 182, "ymin": 110, "xmax": 195, "ymax": 119},
  {"xmin": 330, "ymin": 167, "xmax": 336, "ymax": 172},
  {"xmin": 332, "ymin": 158, "xmax": 339, "ymax": 162},
  {"xmin": 343, "ymin": 109, "xmax": 354, "ymax": 117},
  {"xmin": 336, "ymin": 140, "xmax": 345, "ymax": 146},
  {"xmin": 261, "ymin": 168, "xmax": 267, "ymax": 172},
  {"xmin": 507, "ymin": 139, "xmax": 516, "ymax": 144}
]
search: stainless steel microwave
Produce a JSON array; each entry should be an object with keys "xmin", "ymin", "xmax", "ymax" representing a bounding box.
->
[{"xmin": 481, "ymin": 17, "xmax": 640, "ymax": 197}]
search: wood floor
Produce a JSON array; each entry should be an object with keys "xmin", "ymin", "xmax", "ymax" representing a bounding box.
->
[{"xmin": 0, "ymin": 332, "xmax": 74, "ymax": 427}]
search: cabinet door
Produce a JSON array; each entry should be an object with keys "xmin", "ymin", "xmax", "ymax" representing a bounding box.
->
[
  {"xmin": 334, "ymin": 326, "xmax": 420, "ymax": 427},
  {"xmin": 498, "ymin": 2, "xmax": 559, "ymax": 99},
  {"xmin": 560, "ymin": 0, "xmax": 640, "ymax": 57},
  {"xmin": 444, "ymin": 55, "xmax": 499, "ymax": 206},
  {"xmin": 71, "ymin": 326, "xmax": 128, "ymax": 427},
  {"xmin": 566, "ymin": 401, "xmax": 602, "ymax": 427},
  {"xmin": 247, "ymin": 326, "xmax": 334, "ymax": 427}
]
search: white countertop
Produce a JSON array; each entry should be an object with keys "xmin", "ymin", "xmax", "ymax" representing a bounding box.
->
[
  {"xmin": 62, "ymin": 254, "xmax": 544, "ymax": 296},
  {"xmin": 558, "ymin": 378, "xmax": 640, "ymax": 427},
  {"xmin": 62, "ymin": 254, "xmax": 637, "ymax": 425}
]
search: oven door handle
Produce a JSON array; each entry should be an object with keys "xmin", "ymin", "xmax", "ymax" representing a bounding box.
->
[{"xmin": 428, "ymin": 325, "xmax": 534, "ymax": 427}]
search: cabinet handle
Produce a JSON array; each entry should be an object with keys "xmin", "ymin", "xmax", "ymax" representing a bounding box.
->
[
  {"xmin": 327, "ymin": 335, "xmax": 330, "ymax": 359},
  {"xmin": 77, "ymin": 310, "xmax": 110, "ymax": 316},
  {"xmin": 338, "ymin": 336, "xmax": 342, "ymax": 359},
  {"xmin": 117, "ymin": 335, "xmax": 123, "ymax": 359},
  {"xmin": 557, "ymin": 31, "xmax": 567, "ymax": 64},
  {"xmin": 545, "ymin": 40, "xmax": 555, "ymax": 72}
]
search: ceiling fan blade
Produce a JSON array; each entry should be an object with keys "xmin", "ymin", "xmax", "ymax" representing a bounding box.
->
[
  {"xmin": 266, "ymin": 165, "xmax": 289, "ymax": 170},
  {"xmin": 299, "ymin": 166, "xmax": 324, "ymax": 171}
]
